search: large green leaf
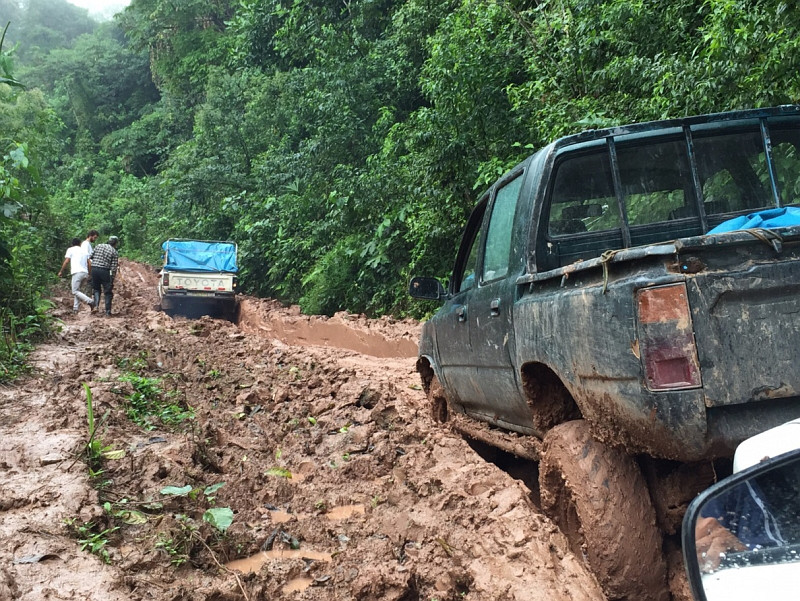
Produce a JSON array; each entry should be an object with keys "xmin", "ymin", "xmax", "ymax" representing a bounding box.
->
[
  {"xmin": 203, "ymin": 507, "xmax": 234, "ymax": 532},
  {"xmin": 160, "ymin": 485, "xmax": 193, "ymax": 496}
]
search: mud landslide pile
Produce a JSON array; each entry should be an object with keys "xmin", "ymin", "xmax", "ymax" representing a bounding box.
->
[{"xmin": 2, "ymin": 260, "xmax": 647, "ymax": 601}]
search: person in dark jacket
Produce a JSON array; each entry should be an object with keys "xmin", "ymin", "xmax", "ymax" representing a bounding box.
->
[{"xmin": 89, "ymin": 236, "xmax": 120, "ymax": 316}]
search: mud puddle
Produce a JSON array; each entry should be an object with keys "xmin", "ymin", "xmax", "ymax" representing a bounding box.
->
[
  {"xmin": 226, "ymin": 548, "xmax": 333, "ymax": 573},
  {"xmin": 325, "ymin": 504, "xmax": 365, "ymax": 520}
]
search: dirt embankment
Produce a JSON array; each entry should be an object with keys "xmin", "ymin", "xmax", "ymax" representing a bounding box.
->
[{"xmin": 1, "ymin": 259, "xmax": 624, "ymax": 601}]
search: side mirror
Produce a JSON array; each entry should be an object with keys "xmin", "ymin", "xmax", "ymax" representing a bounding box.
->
[
  {"xmin": 682, "ymin": 448, "xmax": 800, "ymax": 601},
  {"xmin": 408, "ymin": 276, "xmax": 447, "ymax": 301}
]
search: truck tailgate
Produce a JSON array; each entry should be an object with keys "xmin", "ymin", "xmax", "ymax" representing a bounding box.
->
[
  {"xmin": 683, "ymin": 233, "xmax": 800, "ymax": 408},
  {"xmin": 167, "ymin": 272, "xmax": 234, "ymax": 293}
]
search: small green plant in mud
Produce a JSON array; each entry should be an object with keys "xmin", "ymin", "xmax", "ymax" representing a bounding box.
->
[
  {"xmin": 155, "ymin": 533, "xmax": 190, "ymax": 566},
  {"xmin": 155, "ymin": 535, "xmax": 192, "ymax": 566},
  {"xmin": 115, "ymin": 351, "xmax": 149, "ymax": 372},
  {"xmin": 153, "ymin": 487, "xmax": 235, "ymax": 566},
  {"xmin": 160, "ymin": 481, "xmax": 225, "ymax": 502},
  {"xmin": 114, "ymin": 372, "xmax": 194, "ymax": 430},
  {"xmin": 160, "ymin": 482, "xmax": 234, "ymax": 532},
  {"xmin": 65, "ymin": 518, "xmax": 119, "ymax": 564},
  {"xmin": 82, "ymin": 383, "xmax": 114, "ymax": 479},
  {"xmin": 102, "ymin": 499, "xmax": 148, "ymax": 525},
  {"xmin": 155, "ymin": 514, "xmax": 197, "ymax": 566}
]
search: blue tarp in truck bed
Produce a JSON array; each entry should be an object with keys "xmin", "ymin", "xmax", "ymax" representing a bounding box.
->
[
  {"xmin": 708, "ymin": 207, "xmax": 800, "ymax": 234},
  {"xmin": 162, "ymin": 240, "xmax": 238, "ymax": 273}
]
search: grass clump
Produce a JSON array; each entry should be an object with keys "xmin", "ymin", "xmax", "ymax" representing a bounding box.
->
[
  {"xmin": 65, "ymin": 518, "xmax": 119, "ymax": 564},
  {"xmin": 0, "ymin": 299, "xmax": 54, "ymax": 383},
  {"xmin": 114, "ymin": 372, "xmax": 194, "ymax": 430}
]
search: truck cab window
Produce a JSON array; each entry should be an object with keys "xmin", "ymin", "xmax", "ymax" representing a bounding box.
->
[
  {"xmin": 768, "ymin": 128, "xmax": 800, "ymax": 206},
  {"xmin": 549, "ymin": 152, "xmax": 620, "ymax": 236},
  {"xmin": 454, "ymin": 199, "xmax": 488, "ymax": 293},
  {"xmin": 617, "ymin": 138, "xmax": 692, "ymax": 225},
  {"xmin": 459, "ymin": 228, "xmax": 481, "ymax": 292},
  {"xmin": 482, "ymin": 175, "xmax": 523, "ymax": 282},
  {"xmin": 694, "ymin": 130, "xmax": 774, "ymax": 214}
]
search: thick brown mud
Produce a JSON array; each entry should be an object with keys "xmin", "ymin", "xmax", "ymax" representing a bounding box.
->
[{"xmin": 0, "ymin": 259, "xmax": 686, "ymax": 601}]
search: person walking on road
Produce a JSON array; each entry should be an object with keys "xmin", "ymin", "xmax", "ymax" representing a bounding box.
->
[
  {"xmin": 89, "ymin": 236, "xmax": 120, "ymax": 316},
  {"xmin": 57, "ymin": 238, "xmax": 95, "ymax": 313},
  {"xmin": 82, "ymin": 230, "xmax": 99, "ymax": 268}
]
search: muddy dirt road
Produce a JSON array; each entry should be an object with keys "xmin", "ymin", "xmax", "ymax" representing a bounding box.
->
[{"xmin": 0, "ymin": 260, "xmax": 685, "ymax": 600}]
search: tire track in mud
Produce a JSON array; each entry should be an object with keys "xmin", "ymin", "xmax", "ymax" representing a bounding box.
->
[{"xmin": 0, "ymin": 260, "xmax": 607, "ymax": 601}]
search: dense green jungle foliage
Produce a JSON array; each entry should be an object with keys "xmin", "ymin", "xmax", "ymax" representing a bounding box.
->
[
  {"xmin": 1, "ymin": 17, "xmax": 63, "ymax": 381},
  {"xmin": 3, "ymin": 0, "xmax": 800, "ymax": 357}
]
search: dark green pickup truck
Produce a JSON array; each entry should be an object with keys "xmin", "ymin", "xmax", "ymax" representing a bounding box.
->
[{"xmin": 410, "ymin": 106, "xmax": 800, "ymax": 601}]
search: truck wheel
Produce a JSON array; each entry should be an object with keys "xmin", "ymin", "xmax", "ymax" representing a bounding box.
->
[
  {"xmin": 539, "ymin": 420, "xmax": 667, "ymax": 601},
  {"xmin": 427, "ymin": 375, "xmax": 448, "ymax": 423}
]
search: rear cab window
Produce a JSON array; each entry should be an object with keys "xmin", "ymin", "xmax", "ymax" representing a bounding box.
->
[{"xmin": 542, "ymin": 116, "xmax": 800, "ymax": 269}]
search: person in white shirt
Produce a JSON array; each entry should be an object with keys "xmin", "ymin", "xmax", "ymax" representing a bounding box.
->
[
  {"xmin": 81, "ymin": 230, "xmax": 99, "ymax": 271},
  {"xmin": 57, "ymin": 238, "xmax": 95, "ymax": 312}
]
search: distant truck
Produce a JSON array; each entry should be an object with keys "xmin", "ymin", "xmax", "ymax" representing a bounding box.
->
[
  {"xmin": 409, "ymin": 106, "xmax": 800, "ymax": 601},
  {"xmin": 157, "ymin": 239, "xmax": 239, "ymax": 319}
]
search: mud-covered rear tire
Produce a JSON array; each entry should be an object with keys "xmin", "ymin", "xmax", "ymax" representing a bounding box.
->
[
  {"xmin": 427, "ymin": 375, "xmax": 448, "ymax": 423},
  {"xmin": 539, "ymin": 420, "xmax": 667, "ymax": 601}
]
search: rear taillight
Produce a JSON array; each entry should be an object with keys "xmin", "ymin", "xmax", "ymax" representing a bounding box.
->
[
  {"xmin": 636, "ymin": 283, "xmax": 701, "ymax": 391},
  {"xmin": 163, "ymin": 274, "xmax": 170, "ymax": 287}
]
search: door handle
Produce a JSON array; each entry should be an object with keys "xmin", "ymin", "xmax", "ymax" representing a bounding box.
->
[
  {"xmin": 456, "ymin": 306, "xmax": 467, "ymax": 322},
  {"xmin": 490, "ymin": 298, "xmax": 501, "ymax": 316}
]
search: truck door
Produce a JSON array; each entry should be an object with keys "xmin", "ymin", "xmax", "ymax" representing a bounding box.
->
[
  {"xmin": 465, "ymin": 174, "xmax": 528, "ymax": 427},
  {"xmin": 434, "ymin": 200, "xmax": 487, "ymax": 407}
]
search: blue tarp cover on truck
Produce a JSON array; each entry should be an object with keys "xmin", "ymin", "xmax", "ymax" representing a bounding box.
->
[
  {"xmin": 162, "ymin": 240, "xmax": 238, "ymax": 273},
  {"xmin": 708, "ymin": 207, "xmax": 800, "ymax": 234}
]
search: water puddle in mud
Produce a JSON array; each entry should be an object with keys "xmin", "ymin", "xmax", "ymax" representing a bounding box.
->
[
  {"xmin": 236, "ymin": 299, "xmax": 418, "ymax": 358},
  {"xmin": 226, "ymin": 549, "xmax": 332, "ymax": 574},
  {"xmin": 325, "ymin": 504, "xmax": 365, "ymax": 520},
  {"xmin": 270, "ymin": 509, "xmax": 293, "ymax": 523},
  {"xmin": 284, "ymin": 577, "xmax": 314, "ymax": 593}
]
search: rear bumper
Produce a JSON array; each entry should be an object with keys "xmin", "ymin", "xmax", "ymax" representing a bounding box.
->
[
  {"xmin": 162, "ymin": 290, "xmax": 235, "ymax": 299},
  {"xmin": 574, "ymin": 381, "xmax": 800, "ymax": 461},
  {"xmin": 704, "ymin": 396, "xmax": 800, "ymax": 458}
]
